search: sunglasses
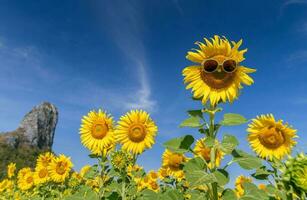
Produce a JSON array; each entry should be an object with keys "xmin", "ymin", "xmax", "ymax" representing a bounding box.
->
[{"xmin": 201, "ymin": 59, "xmax": 237, "ymax": 73}]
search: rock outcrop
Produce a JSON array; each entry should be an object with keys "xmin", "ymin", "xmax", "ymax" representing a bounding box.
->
[{"xmin": 0, "ymin": 102, "xmax": 58, "ymax": 150}]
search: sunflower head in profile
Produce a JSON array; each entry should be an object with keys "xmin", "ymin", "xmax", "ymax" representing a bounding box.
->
[
  {"xmin": 162, "ymin": 149, "xmax": 187, "ymax": 178},
  {"xmin": 33, "ymin": 166, "xmax": 50, "ymax": 185},
  {"xmin": 193, "ymin": 139, "xmax": 224, "ymax": 169},
  {"xmin": 7, "ymin": 162, "xmax": 16, "ymax": 179},
  {"xmin": 48, "ymin": 154, "xmax": 73, "ymax": 183},
  {"xmin": 80, "ymin": 109, "xmax": 115, "ymax": 155},
  {"xmin": 247, "ymin": 114, "xmax": 297, "ymax": 160},
  {"xmin": 115, "ymin": 110, "xmax": 158, "ymax": 155},
  {"xmin": 36, "ymin": 152, "xmax": 55, "ymax": 168},
  {"xmin": 235, "ymin": 175, "xmax": 252, "ymax": 197},
  {"xmin": 183, "ymin": 35, "xmax": 256, "ymax": 106}
]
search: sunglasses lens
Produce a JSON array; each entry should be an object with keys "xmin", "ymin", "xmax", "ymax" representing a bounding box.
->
[
  {"xmin": 223, "ymin": 60, "xmax": 237, "ymax": 72},
  {"xmin": 203, "ymin": 60, "xmax": 218, "ymax": 73}
]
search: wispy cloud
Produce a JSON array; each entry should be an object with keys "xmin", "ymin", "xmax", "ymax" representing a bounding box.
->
[
  {"xmin": 94, "ymin": 0, "xmax": 156, "ymax": 112},
  {"xmin": 279, "ymin": 0, "xmax": 307, "ymax": 16},
  {"xmin": 287, "ymin": 50, "xmax": 307, "ymax": 63}
]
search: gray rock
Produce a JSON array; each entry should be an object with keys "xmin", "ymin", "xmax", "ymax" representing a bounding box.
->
[{"xmin": 0, "ymin": 102, "xmax": 58, "ymax": 150}]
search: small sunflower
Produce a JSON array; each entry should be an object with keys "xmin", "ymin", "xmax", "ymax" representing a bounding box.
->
[
  {"xmin": 235, "ymin": 175, "xmax": 252, "ymax": 197},
  {"xmin": 115, "ymin": 110, "xmax": 158, "ymax": 154},
  {"xmin": 194, "ymin": 139, "xmax": 224, "ymax": 169},
  {"xmin": 247, "ymin": 114, "xmax": 297, "ymax": 160},
  {"xmin": 0, "ymin": 179, "xmax": 13, "ymax": 193},
  {"xmin": 80, "ymin": 109, "xmax": 115, "ymax": 155},
  {"xmin": 36, "ymin": 152, "xmax": 55, "ymax": 168},
  {"xmin": 18, "ymin": 171, "xmax": 34, "ymax": 191},
  {"xmin": 48, "ymin": 154, "xmax": 73, "ymax": 183},
  {"xmin": 7, "ymin": 162, "xmax": 16, "ymax": 178},
  {"xmin": 33, "ymin": 166, "xmax": 50, "ymax": 185},
  {"xmin": 17, "ymin": 167, "xmax": 32, "ymax": 180},
  {"xmin": 162, "ymin": 150, "xmax": 187, "ymax": 178},
  {"xmin": 183, "ymin": 35, "xmax": 255, "ymax": 106},
  {"xmin": 79, "ymin": 165, "xmax": 91, "ymax": 178}
]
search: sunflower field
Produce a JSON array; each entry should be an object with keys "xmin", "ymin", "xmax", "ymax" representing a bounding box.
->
[{"xmin": 0, "ymin": 35, "xmax": 306, "ymax": 200}]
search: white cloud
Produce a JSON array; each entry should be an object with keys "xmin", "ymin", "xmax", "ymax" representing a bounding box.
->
[{"xmin": 94, "ymin": 1, "xmax": 157, "ymax": 112}]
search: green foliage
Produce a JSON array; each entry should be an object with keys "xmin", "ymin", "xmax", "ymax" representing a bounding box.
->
[
  {"xmin": 232, "ymin": 150, "xmax": 262, "ymax": 170},
  {"xmin": 220, "ymin": 113, "xmax": 248, "ymax": 126},
  {"xmin": 163, "ymin": 135, "xmax": 194, "ymax": 153},
  {"xmin": 0, "ymin": 141, "xmax": 47, "ymax": 179}
]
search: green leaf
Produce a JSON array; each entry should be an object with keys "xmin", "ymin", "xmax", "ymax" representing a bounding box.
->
[
  {"xmin": 179, "ymin": 116, "xmax": 202, "ymax": 128},
  {"xmin": 187, "ymin": 110, "xmax": 203, "ymax": 119},
  {"xmin": 185, "ymin": 170, "xmax": 217, "ymax": 187},
  {"xmin": 204, "ymin": 137, "xmax": 215, "ymax": 148},
  {"xmin": 140, "ymin": 189, "xmax": 159, "ymax": 200},
  {"xmin": 161, "ymin": 189, "xmax": 184, "ymax": 200},
  {"xmin": 240, "ymin": 182, "xmax": 269, "ymax": 200},
  {"xmin": 183, "ymin": 157, "xmax": 205, "ymax": 171},
  {"xmin": 220, "ymin": 134, "xmax": 239, "ymax": 154},
  {"xmin": 213, "ymin": 169, "xmax": 229, "ymax": 186},
  {"xmin": 83, "ymin": 165, "xmax": 99, "ymax": 179},
  {"xmin": 222, "ymin": 189, "xmax": 237, "ymax": 200},
  {"xmin": 220, "ymin": 113, "xmax": 248, "ymax": 126},
  {"xmin": 163, "ymin": 135, "xmax": 194, "ymax": 153},
  {"xmin": 232, "ymin": 150, "xmax": 262, "ymax": 170},
  {"xmin": 251, "ymin": 167, "xmax": 273, "ymax": 180},
  {"xmin": 188, "ymin": 190, "xmax": 208, "ymax": 200}
]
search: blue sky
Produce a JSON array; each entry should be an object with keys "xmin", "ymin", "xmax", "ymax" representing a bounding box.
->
[{"xmin": 0, "ymin": 0, "xmax": 307, "ymax": 184}]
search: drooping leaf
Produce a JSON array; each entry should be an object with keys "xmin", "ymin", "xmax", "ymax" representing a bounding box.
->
[
  {"xmin": 187, "ymin": 110, "xmax": 203, "ymax": 119},
  {"xmin": 163, "ymin": 135, "xmax": 194, "ymax": 153},
  {"xmin": 220, "ymin": 113, "xmax": 248, "ymax": 126}
]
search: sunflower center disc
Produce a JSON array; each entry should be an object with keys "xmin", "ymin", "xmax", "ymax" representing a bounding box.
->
[
  {"xmin": 26, "ymin": 176, "xmax": 33, "ymax": 184},
  {"xmin": 39, "ymin": 169, "xmax": 48, "ymax": 178},
  {"xmin": 128, "ymin": 124, "xmax": 146, "ymax": 143},
  {"xmin": 92, "ymin": 123, "xmax": 108, "ymax": 139},
  {"xmin": 168, "ymin": 154, "xmax": 183, "ymax": 169},
  {"xmin": 201, "ymin": 71, "xmax": 236, "ymax": 89},
  {"xmin": 259, "ymin": 127, "xmax": 285, "ymax": 149},
  {"xmin": 56, "ymin": 162, "xmax": 67, "ymax": 175}
]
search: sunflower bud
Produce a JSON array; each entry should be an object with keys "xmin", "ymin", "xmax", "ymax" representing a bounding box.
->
[{"xmin": 282, "ymin": 153, "xmax": 307, "ymax": 193}]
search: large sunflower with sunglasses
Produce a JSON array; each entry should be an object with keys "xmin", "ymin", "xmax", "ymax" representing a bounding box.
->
[{"xmin": 183, "ymin": 35, "xmax": 256, "ymax": 106}]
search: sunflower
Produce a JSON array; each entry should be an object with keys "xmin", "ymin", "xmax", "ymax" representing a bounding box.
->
[
  {"xmin": 247, "ymin": 114, "xmax": 297, "ymax": 160},
  {"xmin": 115, "ymin": 110, "xmax": 158, "ymax": 154},
  {"xmin": 48, "ymin": 154, "xmax": 73, "ymax": 183},
  {"xmin": 17, "ymin": 167, "xmax": 32, "ymax": 180},
  {"xmin": 80, "ymin": 109, "xmax": 115, "ymax": 155},
  {"xmin": 162, "ymin": 150, "xmax": 187, "ymax": 178},
  {"xmin": 18, "ymin": 171, "xmax": 34, "ymax": 191},
  {"xmin": 194, "ymin": 139, "xmax": 224, "ymax": 169},
  {"xmin": 235, "ymin": 175, "xmax": 252, "ymax": 197},
  {"xmin": 0, "ymin": 179, "xmax": 13, "ymax": 193},
  {"xmin": 36, "ymin": 152, "xmax": 55, "ymax": 168},
  {"xmin": 7, "ymin": 162, "xmax": 16, "ymax": 178},
  {"xmin": 33, "ymin": 166, "xmax": 49, "ymax": 185},
  {"xmin": 79, "ymin": 165, "xmax": 91, "ymax": 178},
  {"xmin": 183, "ymin": 35, "xmax": 256, "ymax": 106}
]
